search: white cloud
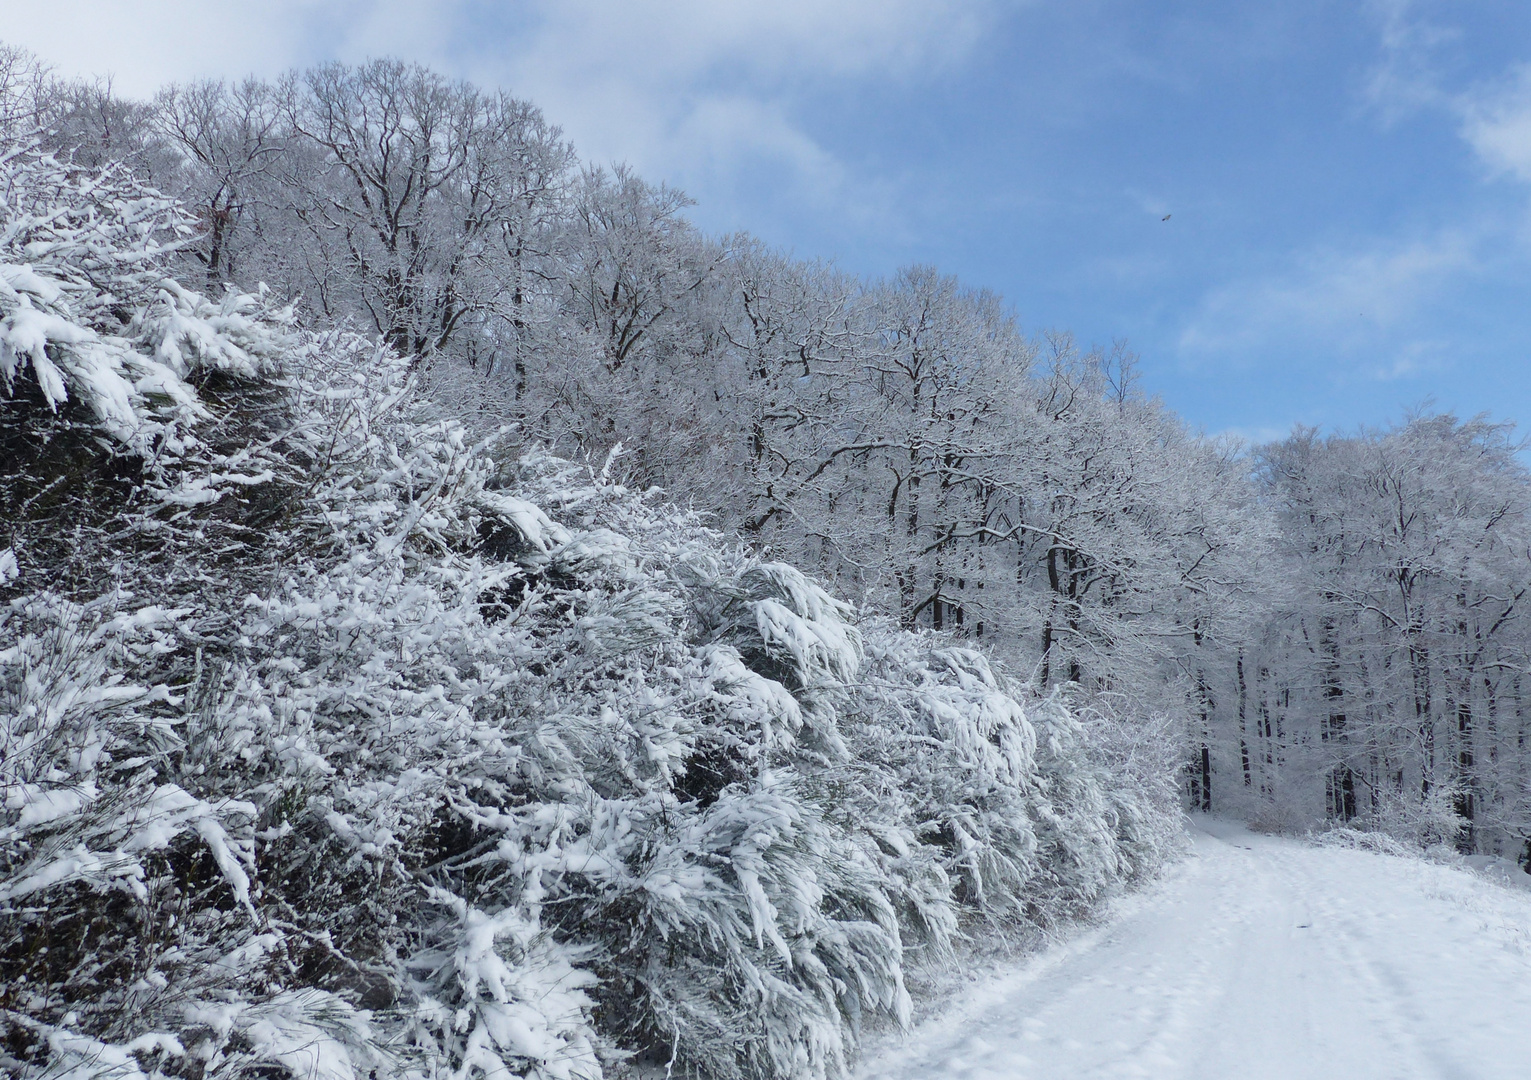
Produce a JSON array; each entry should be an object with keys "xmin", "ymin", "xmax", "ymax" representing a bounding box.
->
[
  {"xmin": 1368, "ymin": 338, "xmax": 1451, "ymax": 381},
  {"xmin": 1364, "ymin": 3, "xmax": 1531, "ymax": 189},
  {"xmin": 0, "ymin": 0, "xmax": 333, "ymax": 94},
  {"xmin": 1, "ymin": 0, "xmax": 1001, "ymax": 235},
  {"xmin": 1178, "ymin": 230, "xmax": 1476, "ymax": 370},
  {"xmin": 1459, "ymin": 66, "xmax": 1531, "ymax": 185},
  {"xmin": 1175, "ymin": 3, "xmax": 1531, "ymax": 388},
  {"xmin": 1215, "ymin": 424, "xmax": 1292, "ymax": 447},
  {"xmin": 1361, "ymin": 0, "xmax": 1454, "ymax": 124},
  {"xmin": 451, "ymin": 0, "xmax": 1003, "ymax": 221}
]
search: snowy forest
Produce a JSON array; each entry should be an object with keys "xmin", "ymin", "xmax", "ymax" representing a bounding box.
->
[{"xmin": 3, "ymin": 43, "xmax": 1531, "ymax": 1080}]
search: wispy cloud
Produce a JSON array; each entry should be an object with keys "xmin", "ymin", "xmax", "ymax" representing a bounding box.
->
[
  {"xmin": 1363, "ymin": 1, "xmax": 1531, "ymax": 192},
  {"xmin": 1360, "ymin": 0, "xmax": 1455, "ymax": 123},
  {"xmin": 443, "ymin": 0, "xmax": 1005, "ymax": 228},
  {"xmin": 1177, "ymin": 1, "xmax": 1531, "ymax": 381},
  {"xmin": 1459, "ymin": 65, "xmax": 1531, "ymax": 185},
  {"xmin": 1178, "ymin": 228, "xmax": 1476, "ymax": 372},
  {"xmin": 1214, "ymin": 424, "xmax": 1293, "ymax": 447},
  {"xmin": 2, "ymin": 0, "xmax": 1003, "ymax": 238},
  {"xmin": 0, "ymin": 1, "xmax": 336, "ymax": 93}
]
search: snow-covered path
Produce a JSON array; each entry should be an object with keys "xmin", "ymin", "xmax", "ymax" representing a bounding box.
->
[{"xmin": 860, "ymin": 820, "xmax": 1531, "ymax": 1080}]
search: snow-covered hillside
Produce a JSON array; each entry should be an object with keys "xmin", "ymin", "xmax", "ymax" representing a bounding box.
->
[{"xmin": 0, "ymin": 141, "xmax": 1179, "ymax": 1080}]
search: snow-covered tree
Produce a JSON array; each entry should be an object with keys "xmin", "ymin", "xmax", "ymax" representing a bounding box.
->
[{"xmin": 1198, "ymin": 418, "xmax": 1531, "ymax": 854}]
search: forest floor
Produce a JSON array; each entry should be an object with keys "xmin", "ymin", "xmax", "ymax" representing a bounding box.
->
[{"xmin": 857, "ymin": 818, "xmax": 1531, "ymax": 1079}]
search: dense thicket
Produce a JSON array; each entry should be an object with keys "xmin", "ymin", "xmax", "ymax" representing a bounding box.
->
[{"xmin": 0, "ymin": 91, "xmax": 1178, "ymax": 1080}]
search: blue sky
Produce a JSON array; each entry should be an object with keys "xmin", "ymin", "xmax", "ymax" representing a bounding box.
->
[{"xmin": 5, "ymin": 0, "xmax": 1531, "ymax": 443}]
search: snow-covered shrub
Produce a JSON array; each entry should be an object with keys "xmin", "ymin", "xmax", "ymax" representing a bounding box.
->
[
  {"xmin": 1312, "ymin": 827, "xmax": 1417, "ymax": 858},
  {"xmin": 841, "ymin": 636, "xmax": 1178, "ymax": 950},
  {"xmin": 1056, "ymin": 695, "xmax": 1184, "ymax": 891},
  {"xmin": 1312, "ymin": 782, "xmax": 1469, "ymax": 855},
  {"xmin": 1, "ymin": 143, "xmax": 1178, "ymax": 1080},
  {"xmin": 1, "ymin": 138, "xmax": 296, "ymax": 605},
  {"xmin": 0, "ymin": 140, "xmax": 281, "ymax": 444}
]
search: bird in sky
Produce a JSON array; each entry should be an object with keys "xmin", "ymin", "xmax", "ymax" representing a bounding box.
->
[{"xmin": 1162, "ymin": 213, "xmax": 1172, "ymax": 221}]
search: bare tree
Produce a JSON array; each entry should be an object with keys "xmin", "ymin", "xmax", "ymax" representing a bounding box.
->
[{"xmin": 276, "ymin": 59, "xmax": 573, "ymax": 362}]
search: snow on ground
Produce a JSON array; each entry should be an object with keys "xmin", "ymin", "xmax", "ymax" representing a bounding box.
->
[{"xmin": 859, "ymin": 819, "xmax": 1531, "ymax": 1080}]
